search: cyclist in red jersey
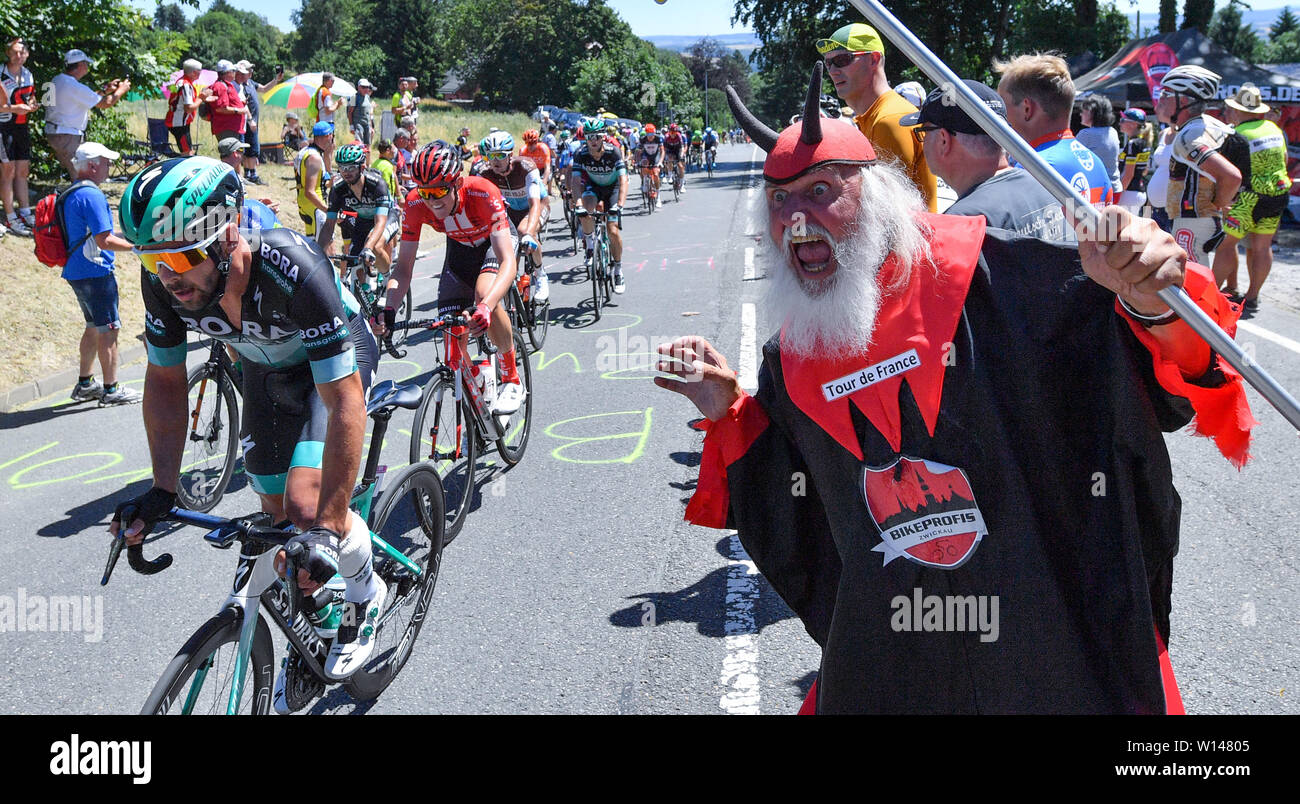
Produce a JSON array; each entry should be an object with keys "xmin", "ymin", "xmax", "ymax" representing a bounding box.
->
[{"xmin": 384, "ymin": 143, "xmax": 525, "ymax": 414}]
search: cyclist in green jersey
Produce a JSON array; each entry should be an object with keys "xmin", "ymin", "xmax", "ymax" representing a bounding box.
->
[{"xmin": 1213, "ymin": 84, "xmax": 1292, "ymax": 315}]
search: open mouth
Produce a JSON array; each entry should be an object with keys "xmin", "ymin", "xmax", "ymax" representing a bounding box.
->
[{"xmin": 789, "ymin": 234, "xmax": 836, "ymax": 279}]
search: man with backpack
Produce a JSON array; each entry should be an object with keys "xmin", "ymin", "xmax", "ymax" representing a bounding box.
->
[{"xmin": 43, "ymin": 142, "xmax": 139, "ymax": 405}]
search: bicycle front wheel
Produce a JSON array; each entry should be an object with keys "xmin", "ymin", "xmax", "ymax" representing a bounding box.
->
[
  {"xmin": 345, "ymin": 463, "xmax": 445, "ymax": 701},
  {"xmin": 496, "ymin": 330, "xmax": 533, "ymax": 466},
  {"xmin": 409, "ymin": 374, "xmax": 477, "ymax": 544},
  {"xmin": 141, "ymin": 608, "xmax": 274, "ymax": 714},
  {"xmin": 177, "ymin": 363, "xmax": 240, "ymax": 513}
]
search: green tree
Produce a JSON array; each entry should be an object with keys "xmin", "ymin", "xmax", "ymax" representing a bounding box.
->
[
  {"xmin": 571, "ymin": 38, "xmax": 693, "ymax": 123},
  {"xmin": 1210, "ymin": 0, "xmax": 1260, "ymax": 62},
  {"xmin": 188, "ymin": 0, "xmax": 283, "ymax": 82},
  {"xmin": 2, "ymin": 0, "xmax": 195, "ymax": 178},
  {"xmin": 1258, "ymin": 28, "xmax": 1300, "ymax": 62},
  {"xmin": 1271, "ymin": 6, "xmax": 1299, "ymax": 40},
  {"xmin": 682, "ymin": 38, "xmax": 751, "ymax": 104},
  {"xmin": 154, "ymin": 2, "xmax": 188, "ymax": 32},
  {"xmin": 1182, "ymin": 0, "xmax": 1215, "ymax": 32},
  {"xmin": 1160, "ymin": 0, "xmax": 1179, "ymax": 32}
]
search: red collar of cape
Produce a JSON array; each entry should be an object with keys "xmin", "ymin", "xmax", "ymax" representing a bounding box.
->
[{"xmin": 780, "ymin": 212, "xmax": 986, "ymax": 460}]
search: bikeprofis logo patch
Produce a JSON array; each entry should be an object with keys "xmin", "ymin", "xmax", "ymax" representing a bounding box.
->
[{"xmin": 862, "ymin": 457, "xmax": 988, "ymax": 569}]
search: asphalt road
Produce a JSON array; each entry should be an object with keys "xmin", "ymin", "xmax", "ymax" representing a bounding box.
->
[{"xmin": 0, "ymin": 142, "xmax": 1295, "ymax": 714}]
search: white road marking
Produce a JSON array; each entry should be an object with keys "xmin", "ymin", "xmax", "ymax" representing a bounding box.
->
[
  {"xmin": 719, "ymin": 531, "xmax": 761, "ymax": 715},
  {"xmin": 739, "ymin": 303, "xmax": 758, "ymax": 393},
  {"xmin": 744, "ymin": 247, "xmax": 755, "ymax": 281},
  {"xmin": 1237, "ymin": 320, "xmax": 1300, "ymax": 356}
]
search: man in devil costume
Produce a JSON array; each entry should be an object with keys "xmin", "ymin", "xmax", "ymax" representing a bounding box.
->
[{"xmin": 654, "ymin": 64, "xmax": 1255, "ymax": 714}]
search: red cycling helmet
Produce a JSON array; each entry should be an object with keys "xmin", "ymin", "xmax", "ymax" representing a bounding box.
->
[
  {"xmin": 411, "ymin": 143, "xmax": 462, "ymax": 185},
  {"xmin": 522, "ymin": 129, "xmax": 540, "ymax": 144},
  {"xmin": 669, "ymin": 123, "xmax": 680, "ymax": 132},
  {"xmin": 645, "ymin": 123, "xmax": 656, "ymax": 133}
]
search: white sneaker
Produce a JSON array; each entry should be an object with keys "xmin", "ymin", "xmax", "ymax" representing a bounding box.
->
[
  {"xmin": 19, "ymin": 210, "xmax": 34, "ymax": 228},
  {"xmin": 325, "ymin": 581, "xmax": 387, "ymax": 680},
  {"xmin": 533, "ymin": 270, "xmax": 550, "ymax": 303},
  {"xmin": 6, "ymin": 217, "xmax": 31, "ymax": 237},
  {"xmin": 492, "ymin": 379, "xmax": 525, "ymax": 415},
  {"xmin": 70, "ymin": 381, "xmax": 105, "ymax": 402},
  {"xmin": 613, "ymin": 270, "xmax": 626, "ymax": 295},
  {"xmin": 99, "ymin": 385, "xmax": 142, "ymax": 406}
]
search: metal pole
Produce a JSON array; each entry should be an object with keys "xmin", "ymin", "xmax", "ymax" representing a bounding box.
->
[
  {"xmin": 704, "ymin": 68, "xmax": 710, "ymax": 130},
  {"xmin": 847, "ymin": 0, "xmax": 1300, "ymax": 432}
]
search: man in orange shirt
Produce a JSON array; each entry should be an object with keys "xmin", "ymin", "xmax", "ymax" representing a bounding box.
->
[{"xmin": 816, "ymin": 22, "xmax": 937, "ymax": 211}]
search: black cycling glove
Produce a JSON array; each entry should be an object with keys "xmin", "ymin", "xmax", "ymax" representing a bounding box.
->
[
  {"xmin": 285, "ymin": 526, "xmax": 341, "ymax": 585},
  {"xmin": 112, "ymin": 487, "xmax": 177, "ymax": 539}
]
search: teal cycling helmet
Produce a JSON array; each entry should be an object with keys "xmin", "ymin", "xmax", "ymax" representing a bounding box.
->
[
  {"xmin": 335, "ymin": 143, "xmax": 366, "ymax": 166},
  {"xmin": 479, "ymin": 130, "xmax": 514, "ymax": 156}
]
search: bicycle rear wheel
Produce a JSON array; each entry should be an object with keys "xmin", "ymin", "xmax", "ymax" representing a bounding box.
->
[
  {"xmin": 141, "ymin": 607, "xmax": 274, "ymax": 714},
  {"xmin": 178, "ymin": 362, "xmax": 240, "ymax": 513},
  {"xmin": 409, "ymin": 374, "xmax": 477, "ymax": 544},
  {"xmin": 345, "ymin": 464, "xmax": 445, "ymax": 701},
  {"xmin": 495, "ymin": 330, "xmax": 533, "ymax": 466}
]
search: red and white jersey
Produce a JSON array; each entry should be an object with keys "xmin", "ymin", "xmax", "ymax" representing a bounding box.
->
[
  {"xmin": 165, "ymin": 76, "xmax": 197, "ymax": 128},
  {"xmin": 401, "ymin": 175, "xmax": 509, "ymax": 247}
]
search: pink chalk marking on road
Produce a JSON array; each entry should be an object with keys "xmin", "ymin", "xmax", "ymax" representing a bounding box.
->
[
  {"xmin": 708, "ymin": 256, "xmax": 714, "ymax": 270},
  {"xmin": 634, "ymin": 260, "xmax": 647, "ymax": 273},
  {"xmin": 661, "ymin": 258, "xmax": 668, "ymax": 270}
]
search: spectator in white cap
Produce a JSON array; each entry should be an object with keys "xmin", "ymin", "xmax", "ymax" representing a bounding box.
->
[
  {"xmin": 202, "ymin": 59, "xmax": 248, "ymax": 165},
  {"xmin": 164, "ymin": 59, "xmax": 203, "ymax": 156},
  {"xmin": 63, "ymin": 142, "xmax": 140, "ymax": 406},
  {"xmin": 234, "ymin": 60, "xmax": 266, "ymax": 184},
  {"xmin": 44, "ymin": 49, "xmax": 130, "ymax": 182},
  {"xmin": 348, "ymin": 78, "xmax": 375, "ymax": 159}
]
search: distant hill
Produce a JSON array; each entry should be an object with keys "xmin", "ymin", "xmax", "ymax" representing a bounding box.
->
[
  {"xmin": 644, "ymin": 32, "xmax": 761, "ymax": 55},
  {"xmin": 1125, "ymin": 6, "xmax": 1298, "ymax": 39}
]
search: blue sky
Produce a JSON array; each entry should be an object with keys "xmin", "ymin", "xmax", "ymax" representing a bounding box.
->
[{"xmin": 130, "ymin": 0, "xmax": 752, "ymax": 36}]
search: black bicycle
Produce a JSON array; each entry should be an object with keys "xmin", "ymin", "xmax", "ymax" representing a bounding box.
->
[
  {"xmin": 509, "ymin": 240, "xmax": 550, "ymax": 352},
  {"xmin": 392, "ymin": 313, "xmax": 533, "ymax": 544},
  {"xmin": 177, "ymin": 339, "xmax": 243, "ymax": 513},
  {"xmin": 329, "ymin": 253, "xmax": 413, "ymax": 359},
  {"xmin": 582, "ymin": 209, "xmax": 618, "ymax": 320}
]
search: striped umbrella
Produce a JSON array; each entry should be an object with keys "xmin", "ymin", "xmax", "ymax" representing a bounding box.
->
[{"xmin": 260, "ymin": 73, "xmax": 357, "ymax": 109}]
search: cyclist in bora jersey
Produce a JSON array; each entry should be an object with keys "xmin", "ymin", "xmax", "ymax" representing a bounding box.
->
[
  {"xmin": 316, "ymin": 143, "xmax": 395, "ymax": 281},
  {"xmin": 571, "ymin": 117, "xmax": 629, "ymax": 294},
  {"xmin": 109, "ymin": 157, "xmax": 384, "ymax": 687},
  {"xmin": 384, "ymin": 144, "xmax": 526, "ymax": 415}
]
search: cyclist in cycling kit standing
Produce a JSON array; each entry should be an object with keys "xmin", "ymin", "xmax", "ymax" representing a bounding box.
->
[
  {"xmin": 571, "ymin": 117, "xmax": 629, "ymax": 294},
  {"xmin": 110, "ymin": 157, "xmax": 384, "ymax": 685},
  {"xmin": 295, "ymin": 121, "xmax": 335, "ymax": 236},
  {"xmin": 663, "ymin": 123, "xmax": 686, "ymax": 192},
  {"xmin": 385, "ymin": 144, "xmax": 526, "ymax": 415},
  {"xmin": 317, "ymin": 143, "xmax": 396, "ymax": 281},
  {"xmin": 638, "ymin": 123, "xmax": 665, "ymax": 207},
  {"xmin": 1155, "ymin": 65, "xmax": 1243, "ymax": 262},
  {"xmin": 472, "ymin": 130, "xmax": 550, "ymax": 302}
]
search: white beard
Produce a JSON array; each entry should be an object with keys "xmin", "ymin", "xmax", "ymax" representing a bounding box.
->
[{"xmin": 758, "ymin": 165, "xmax": 931, "ymax": 360}]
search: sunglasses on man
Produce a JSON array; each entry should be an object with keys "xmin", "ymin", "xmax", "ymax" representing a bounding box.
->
[
  {"xmin": 823, "ymin": 51, "xmax": 868, "ymax": 70},
  {"xmin": 417, "ymin": 184, "xmax": 454, "ymax": 200},
  {"xmin": 136, "ymin": 226, "xmax": 229, "ymax": 275}
]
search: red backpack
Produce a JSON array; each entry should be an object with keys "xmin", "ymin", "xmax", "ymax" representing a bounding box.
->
[{"xmin": 33, "ymin": 180, "xmax": 95, "ymax": 268}]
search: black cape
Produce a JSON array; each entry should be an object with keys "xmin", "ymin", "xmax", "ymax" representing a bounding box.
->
[{"xmin": 712, "ymin": 226, "xmax": 1233, "ymax": 714}]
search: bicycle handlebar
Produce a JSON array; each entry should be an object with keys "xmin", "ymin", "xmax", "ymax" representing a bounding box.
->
[{"xmin": 100, "ymin": 508, "xmax": 290, "ymax": 586}]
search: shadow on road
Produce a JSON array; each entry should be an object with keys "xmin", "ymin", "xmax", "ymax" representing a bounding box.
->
[{"xmin": 607, "ymin": 536, "xmax": 796, "ymax": 638}]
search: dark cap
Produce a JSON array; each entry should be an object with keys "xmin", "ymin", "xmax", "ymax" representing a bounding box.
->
[{"xmin": 900, "ymin": 79, "xmax": 1005, "ymax": 135}]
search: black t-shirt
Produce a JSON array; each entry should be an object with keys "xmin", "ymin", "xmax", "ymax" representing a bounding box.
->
[{"xmin": 142, "ymin": 227, "xmax": 361, "ymax": 384}]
